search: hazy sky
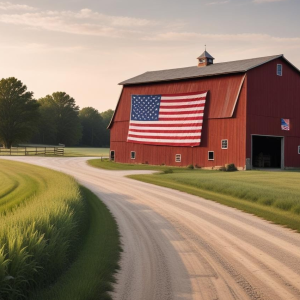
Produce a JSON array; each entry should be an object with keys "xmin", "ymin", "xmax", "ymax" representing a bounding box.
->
[{"xmin": 0, "ymin": 0, "xmax": 299, "ymax": 112}]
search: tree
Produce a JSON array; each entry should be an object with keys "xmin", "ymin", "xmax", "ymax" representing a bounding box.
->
[
  {"xmin": 0, "ymin": 77, "xmax": 40, "ymax": 148},
  {"xmin": 37, "ymin": 92, "xmax": 82, "ymax": 146},
  {"xmin": 79, "ymin": 107, "xmax": 104, "ymax": 146},
  {"xmin": 100, "ymin": 109, "xmax": 114, "ymax": 146}
]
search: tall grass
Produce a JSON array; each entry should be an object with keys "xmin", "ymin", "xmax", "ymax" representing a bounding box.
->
[
  {"xmin": 31, "ymin": 187, "xmax": 121, "ymax": 300},
  {"xmin": 0, "ymin": 160, "xmax": 86, "ymax": 300}
]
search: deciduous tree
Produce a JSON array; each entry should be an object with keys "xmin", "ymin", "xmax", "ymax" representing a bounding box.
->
[
  {"xmin": 100, "ymin": 109, "xmax": 114, "ymax": 146},
  {"xmin": 37, "ymin": 92, "xmax": 82, "ymax": 146},
  {"xmin": 0, "ymin": 77, "xmax": 39, "ymax": 148},
  {"xmin": 79, "ymin": 107, "xmax": 104, "ymax": 146}
]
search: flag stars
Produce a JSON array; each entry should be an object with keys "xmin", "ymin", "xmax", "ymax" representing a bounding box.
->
[{"xmin": 131, "ymin": 95, "xmax": 161, "ymax": 121}]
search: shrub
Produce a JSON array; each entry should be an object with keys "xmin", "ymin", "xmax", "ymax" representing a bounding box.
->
[
  {"xmin": 187, "ymin": 164, "xmax": 194, "ymax": 169},
  {"xmin": 163, "ymin": 169, "xmax": 174, "ymax": 174},
  {"xmin": 225, "ymin": 163, "xmax": 238, "ymax": 172}
]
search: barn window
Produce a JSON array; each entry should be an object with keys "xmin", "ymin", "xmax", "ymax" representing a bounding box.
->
[
  {"xmin": 130, "ymin": 151, "xmax": 136, "ymax": 159},
  {"xmin": 221, "ymin": 139, "xmax": 228, "ymax": 149},
  {"xmin": 110, "ymin": 150, "xmax": 115, "ymax": 161},
  {"xmin": 175, "ymin": 154, "xmax": 181, "ymax": 162},
  {"xmin": 277, "ymin": 64, "xmax": 282, "ymax": 76},
  {"xmin": 298, "ymin": 146, "xmax": 300, "ymax": 154},
  {"xmin": 208, "ymin": 151, "xmax": 214, "ymax": 161}
]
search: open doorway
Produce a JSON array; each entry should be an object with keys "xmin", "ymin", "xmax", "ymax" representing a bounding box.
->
[{"xmin": 252, "ymin": 135, "xmax": 283, "ymax": 169}]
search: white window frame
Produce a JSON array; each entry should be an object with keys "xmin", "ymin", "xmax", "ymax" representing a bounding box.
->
[
  {"xmin": 110, "ymin": 150, "xmax": 115, "ymax": 161},
  {"xmin": 130, "ymin": 151, "xmax": 136, "ymax": 160},
  {"xmin": 175, "ymin": 154, "xmax": 181, "ymax": 162},
  {"xmin": 208, "ymin": 151, "xmax": 214, "ymax": 161},
  {"xmin": 221, "ymin": 139, "xmax": 228, "ymax": 149},
  {"xmin": 298, "ymin": 146, "xmax": 300, "ymax": 155},
  {"xmin": 277, "ymin": 64, "xmax": 283, "ymax": 76}
]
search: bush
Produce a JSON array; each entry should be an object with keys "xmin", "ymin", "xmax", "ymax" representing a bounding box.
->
[
  {"xmin": 187, "ymin": 164, "xmax": 194, "ymax": 169},
  {"xmin": 163, "ymin": 169, "xmax": 174, "ymax": 174},
  {"xmin": 225, "ymin": 163, "xmax": 238, "ymax": 172}
]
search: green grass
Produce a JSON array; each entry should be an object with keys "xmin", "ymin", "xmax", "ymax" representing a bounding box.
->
[
  {"xmin": 0, "ymin": 160, "xmax": 120, "ymax": 300},
  {"xmin": 88, "ymin": 159, "xmax": 300, "ymax": 232},
  {"xmin": 30, "ymin": 187, "xmax": 121, "ymax": 300},
  {"xmin": 64, "ymin": 147, "xmax": 109, "ymax": 157},
  {"xmin": 88, "ymin": 158, "xmax": 178, "ymax": 171},
  {"xmin": 0, "ymin": 161, "xmax": 47, "ymax": 213},
  {"xmin": 0, "ymin": 147, "xmax": 109, "ymax": 157}
]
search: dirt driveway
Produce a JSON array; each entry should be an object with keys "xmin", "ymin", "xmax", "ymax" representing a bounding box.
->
[{"xmin": 3, "ymin": 157, "xmax": 300, "ymax": 300}]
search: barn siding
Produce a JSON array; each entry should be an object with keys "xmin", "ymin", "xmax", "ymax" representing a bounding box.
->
[
  {"xmin": 246, "ymin": 58, "xmax": 300, "ymax": 168},
  {"xmin": 110, "ymin": 74, "xmax": 247, "ymax": 168}
]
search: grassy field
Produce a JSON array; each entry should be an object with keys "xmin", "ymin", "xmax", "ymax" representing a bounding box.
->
[
  {"xmin": 64, "ymin": 147, "xmax": 109, "ymax": 157},
  {"xmin": 88, "ymin": 159, "xmax": 300, "ymax": 232},
  {"xmin": 0, "ymin": 147, "xmax": 109, "ymax": 157},
  {"xmin": 0, "ymin": 160, "xmax": 120, "ymax": 300}
]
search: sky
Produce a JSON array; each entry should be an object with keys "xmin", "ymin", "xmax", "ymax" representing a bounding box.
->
[{"xmin": 0, "ymin": 0, "xmax": 299, "ymax": 112}]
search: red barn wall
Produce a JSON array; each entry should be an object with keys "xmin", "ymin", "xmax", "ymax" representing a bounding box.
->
[
  {"xmin": 246, "ymin": 58, "xmax": 300, "ymax": 168},
  {"xmin": 110, "ymin": 73, "xmax": 247, "ymax": 168}
]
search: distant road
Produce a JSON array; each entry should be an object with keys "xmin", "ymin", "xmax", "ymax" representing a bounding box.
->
[{"xmin": 3, "ymin": 157, "xmax": 300, "ymax": 300}]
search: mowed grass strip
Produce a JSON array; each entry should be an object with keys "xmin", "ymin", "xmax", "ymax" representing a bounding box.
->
[
  {"xmin": 88, "ymin": 159, "xmax": 300, "ymax": 232},
  {"xmin": 64, "ymin": 147, "xmax": 109, "ymax": 157},
  {"xmin": 88, "ymin": 158, "xmax": 176, "ymax": 171},
  {"xmin": 0, "ymin": 160, "xmax": 120, "ymax": 300},
  {"xmin": 0, "ymin": 160, "xmax": 47, "ymax": 212},
  {"xmin": 31, "ymin": 187, "xmax": 121, "ymax": 300}
]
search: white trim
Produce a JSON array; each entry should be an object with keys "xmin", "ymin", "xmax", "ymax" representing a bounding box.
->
[
  {"xmin": 175, "ymin": 154, "xmax": 181, "ymax": 163},
  {"xmin": 208, "ymin": 151, "xmax": 214, "ymax": 161},
  {"xmin": 231, "ymin": 74, "xmax": 246, "ymax": 117},
  {"xmin": 110, "ymin": 150, "xmax": 115, "ymax": 161},
  {"xmin": 130, "ymin": 151, "xmax": 136, "ymax": 160},
  {"xmin": 221, "ymin": 139, "xmax": 228, "ymax": 149},
  {"xmin": 277, "ymin": 64, "xmax": 283, "ymax": 76}
]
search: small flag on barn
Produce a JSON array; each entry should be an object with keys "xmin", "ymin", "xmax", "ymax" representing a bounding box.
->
[
  {"xmin": 127, "ymin": 91, "xmax": 208, "ymax": 146},
  {"xmin": 281, "ymin": 118, "xmax": 290, "ymax": 131}
]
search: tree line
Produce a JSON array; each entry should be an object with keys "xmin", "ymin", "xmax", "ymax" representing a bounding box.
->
[{"xmin": 0, "ymin": 77, "xmax": 114, "ymax": 148}]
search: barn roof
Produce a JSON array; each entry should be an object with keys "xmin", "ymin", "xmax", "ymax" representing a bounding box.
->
[{"xmin": 119, "ymin": 54, "xmax": 284, "ymax": 85}]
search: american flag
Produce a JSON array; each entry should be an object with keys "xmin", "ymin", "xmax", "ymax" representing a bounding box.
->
[
  {"xmin": 127, "ymin": 91, "xmax": 207, "ymax": 146},
  {"xmin": 281, "ymin": 118, "xmax": 290, "ymax": 131}
]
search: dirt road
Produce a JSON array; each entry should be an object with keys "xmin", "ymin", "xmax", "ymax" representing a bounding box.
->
[{"xmin": 3, "ymin": 157, "xmax": 300, "ymax": 300}]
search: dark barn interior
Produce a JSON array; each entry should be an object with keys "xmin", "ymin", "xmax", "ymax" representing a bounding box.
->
[{"xmin": 252, "ymin": 136, "xmax": 282, "ymax": 168}]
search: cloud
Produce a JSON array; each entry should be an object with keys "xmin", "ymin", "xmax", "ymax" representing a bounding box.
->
[
  {"xmin": 253, "ymin": 0, "xmax": 287, "ymax": 3},
  {"xmin": 206, "ymin": 1, "xmax": 231, "ymax": 5},
  {"xmin": 0, "ymin": 1, "xmax": 37, "ymax": 11},
  {"xmin": 0, "ymin": 7, "xmax": 158, "ymax": 38}
]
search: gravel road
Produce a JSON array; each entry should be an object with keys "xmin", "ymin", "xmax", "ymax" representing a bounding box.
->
[{"xmin": 3, "ymin": 157, "xmax": 300, "ymax": 300}]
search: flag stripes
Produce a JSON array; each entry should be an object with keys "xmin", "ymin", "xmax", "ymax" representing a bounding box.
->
[{"xmin": 127, "ymin": 91, "xmax": 207, "ymax": 146}]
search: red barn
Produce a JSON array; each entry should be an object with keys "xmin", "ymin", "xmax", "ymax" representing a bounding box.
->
[{"xmin": 108, "ymin": 52, "xmax": 300, "ymax": 170}]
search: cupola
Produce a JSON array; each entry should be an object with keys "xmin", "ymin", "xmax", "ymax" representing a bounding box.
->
[{"xmin": 197, "ymin": 49, "xmax": 215, "ymax": 67}]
